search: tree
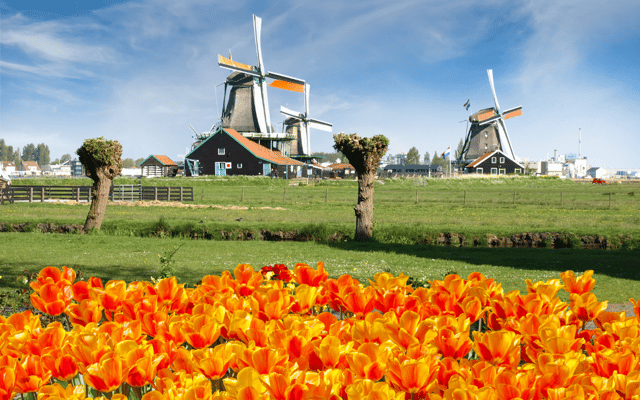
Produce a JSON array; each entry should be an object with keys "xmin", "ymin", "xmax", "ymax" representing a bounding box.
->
[
  {"xmin": 454, "ymin": 138, "xmax": 464, "ymax": 160},
  {"xmin": 60, "ymin": 154, "xmax": 73, "ymax": 164},
  {"xmin": 36, "ymin": 143, "xmax": 50, "ymax": 166},
  {"xmin": 134, "ymin": 158, "xmax": 145, "ymax": 167},
  {"xmin": 0, "ymin": 139, "xmax": 6, "ymax": 161},
  {"xmin": 22, "ymin": 143, "xmax": 36, "ymax": 161},
  {"xmin": 77, "ymin": 137, "xmax": 123, "ymax": 231},
  {"xmin": 333, "ymin": 132, "xmax": 389, "ymax": 242},
  {"xmin": 406, "ymin": 147, "xmax": 420, "ymax": 165},
  {"xmin": 122, "ymin": 158, "xmax": 135, "ymax": 168},
  {"xmin": 423, "ymin": 151, "xmax": 430, "ymax": 165}
]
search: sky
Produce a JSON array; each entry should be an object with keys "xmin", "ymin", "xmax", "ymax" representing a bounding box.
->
[{"xmin": 1, "ymin": 0, "xmax": 639, "ymax": 169}]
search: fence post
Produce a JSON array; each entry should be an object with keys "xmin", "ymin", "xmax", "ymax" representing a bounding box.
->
[
  {"xmin": 76, "ymin": 187, "xmax": 80, "ymax": 202},
  {"xmin": 167, "ymin": 187, "xmax": 171, "ymax": 201},
  {"xmin": 41, "ymin": 187, "xmax": 45, "ymax": 202},
  {"xmin": 88, "ymin": 187, "xmax": 92, "ymax": 202},
  {"xmin": 180, "ymin": 187, "xmax": 184, "ymax": 202},
  {"xmin": 325, "ymin": 187, "xmax": 328, "ymax": 203},
  {"xmin": 154, "ymin": 187, "xmax": 158, "ymax": 201},
  {"xmin": 29, "ymin": 187, "xmax": 33, "ymax": 203}
]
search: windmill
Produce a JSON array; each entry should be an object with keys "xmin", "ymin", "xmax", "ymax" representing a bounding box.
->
[
  {"xmin": 458, "ymin": 69, "xmax": 522, "ymax": 163},
  {"xmin": 280, "ymin": 83, "xmax": 332, "ymax": 157},
  {"xmin": 218, "ymin": 15, "xmax": 305, "ymax": 138}
]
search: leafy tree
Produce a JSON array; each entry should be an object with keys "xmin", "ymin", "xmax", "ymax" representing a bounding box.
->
[
  {"xmin": 423, "ymin": 151, "xmax": 430, "ymax": 165},
  {"xmin": 11, "ymin": 147, "xmax": 21, "ymax": 165},
  {"xmin": 311, "ymin": 151, "xmax": 346, "ymax": 164},
  {"xmin": 0, "ymin": 139, "xmax": 6, "ymax": 161},
  {"xmin": 122, "ymin": 158, "xmax": 135, "ymax": 168},
  {"xmin": 36, "ymin": 143, "xmax": 50, "ymax": 166},
  {"xmin": 77, "ymin": 137, "xmax": 123, "ymax": 231},
  {"xmin": 406, "ymin": 147, "xmax": 420, "ymax": 165},
  {"xmin": 134, "ymin": 158, "xmax": 145, "ymax": 167},
  {"xmin": 333, "ymin": 132, "xmax": 389, "ymax": 242},
  {"xmin": 60, "ymin": 154, "xmax": 73, "ymax": 164},
  {"xmin": 454, "ymin": 138, "xmax": 464, "ymax": 160},
  {"xmin": 22, "ymin": 144, "xmax": 36, "ymax": 161}
]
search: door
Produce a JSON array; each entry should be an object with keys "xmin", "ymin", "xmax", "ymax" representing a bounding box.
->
[
  {"xmin": 263, "ymin": 163, "xmax": 271, "ymax": 176},
  {"xmin": 215, "ymin": 162, "xmax": 226, "ymax": 176}
]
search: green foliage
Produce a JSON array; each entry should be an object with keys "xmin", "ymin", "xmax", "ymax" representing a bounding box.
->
[
  {"xmin": 76, "ymin": 137, "xmax": 123, "ymax": 180},
  {"xmin": 333, "ymin": 133, "xmax": 389, "ymax": 175},
  {"xmin": 406, "ymin": 147, "xmax": 420, "ymax": 165},
  {"xmin": 157, "ymin": 243, "xmax": 184, "ymax": 279}
]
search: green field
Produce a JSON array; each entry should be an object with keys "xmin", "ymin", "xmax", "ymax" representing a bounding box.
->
[{"xmin": 1, "ymin": 175, "xmax": 639, "ymax": 305}]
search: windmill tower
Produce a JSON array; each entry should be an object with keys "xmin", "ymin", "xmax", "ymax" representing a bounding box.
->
[
  {"xmin": 280, "ymin": 83, "xmax": 332, "ymax": 158},
  {"xmin": 458, "ymin": 69, "xmax": 522, "ymax": 163},
  {"xmin": 217, "ymin": 15, "xmax": 306, "ymax": 150}
]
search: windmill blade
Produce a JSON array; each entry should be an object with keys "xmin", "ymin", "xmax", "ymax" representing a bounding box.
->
[
  {"xmin": 254, "ymin": 15, "xmax": 265, "ymax": 75},
  {"xmin": 280, "ymin": 106, "xmax": 303, "ymax": 120},
  {"xmin": 502, "ymin": 106, "xmax": 523, "ymax": 120},
  {"xmin": 308, "ymin": 119, "xmax": 332, "ymax": 132},
  {"xmin": 266, "ymin": 71, "xmax": 305, "ymax": 86},
  {"xmin": 259, "ymin": 80, "xmax": 272, "ymax": 133},
  {"xmin": 218, "ymin": 55, "xmax": 259, "ymax": 77},
  {"xmin": 252, "ymin": 81, "xmax": 269, "ymax": 133},
  {"xmin": 478, "ymin": 115, "xmax": 502, "ymax": 126},
  {"xmin": 487, "ymin": 69, "xmax": 501, "ymax": 114},
  {"xmin": 496, "ymin": 119, "xmax": 515, "ymax": 159},
  {"xmin": 269, "ymin": 80, "xmax": 305, "ymax": 93},
  {"xmin": 304, "ymin": 83, "xmax": 310, "ymax": 119},
  {"xmin": 301, "ymin": 119, "xmax": 311, "ymax": 156}
]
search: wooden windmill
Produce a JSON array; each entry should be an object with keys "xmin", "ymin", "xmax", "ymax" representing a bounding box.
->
[
  {"xmin": 280, "ymin": 83, "xmax": 333, "ymax": 157},
  {"xmin": 458, "ymin": 69, "xmax": 522, "ymax": 162},
  {"xmin": 218, "ymin": 15, "xmax": 305, "ymax": 140}
]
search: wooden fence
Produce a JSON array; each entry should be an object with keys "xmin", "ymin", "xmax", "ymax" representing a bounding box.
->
[{"xmin": 1, "ymin": 185, "xmax": 193, "ymax": 204}]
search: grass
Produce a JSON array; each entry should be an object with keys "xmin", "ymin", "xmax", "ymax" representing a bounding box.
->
[
  {"xmin": 1, "ymin": 232, "xmax": 639, "ymax": 303},
  {"xmin": 2, "ymin": 175, "xmax": 639, "ymax": 307}
]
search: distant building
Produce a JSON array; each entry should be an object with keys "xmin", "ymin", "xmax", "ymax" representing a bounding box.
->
[
  {"xmin": 327, "ymin": 163, "xmax": 356, "ymax": 179},
  {"xmin": 541, "ymin": 161, "xmax": 564, "ymax": 176},
  {"xmin": 466, "ymin": 150, "xmax": 524, "ymax": 175},
  {"xmin": 140, "ymin": 155, "xmax": 179, "ymax": 177},
  {"xmin": 0, "ymin": 161, "xmax": 16, "ymax": 175},
  {"xmin": 20, "ymin": 161, "xmax": 41, "ymax": 175},
  {"xmin": 70, "ymin": 160, "xmax": 84, "ymax": 177},
  {"xmin": 586, "ymin": 167, "xmax": 605, "ymax": 179},
  {"xmin": 383, "ymin": 164, "xmax": 441, "ymax": 176}
]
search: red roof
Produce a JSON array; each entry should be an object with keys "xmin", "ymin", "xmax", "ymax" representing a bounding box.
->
[
  {"xmin": 328, "ymin": 162, "xmax": 354, "ymax": 170},
  {"xmin": 224, "ymin": 129, "xmax": 304, "ymax": 166},
  {"xmin": 153, "ymin": 155, "xmax": 177, "ymax": 166}
]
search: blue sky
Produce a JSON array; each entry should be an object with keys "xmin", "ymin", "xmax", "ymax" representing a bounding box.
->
[{"xmin": 1, "ymin": 0, "xmax": 638, "ymax": 168}]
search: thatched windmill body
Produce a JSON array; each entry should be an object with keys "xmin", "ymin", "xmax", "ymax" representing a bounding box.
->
[{"xmin": 458, "ymin": 69, "xmax": 522, "ymax": 163}]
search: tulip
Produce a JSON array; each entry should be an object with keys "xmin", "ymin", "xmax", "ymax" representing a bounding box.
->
[
  {"xmin": 569, "ymin": 292, "xmax": 608, "ymax": 323},
  {"xmin": 560, "ymin": 270, "xmax": 596, "ymax": 295},
  {"xmin": 37, "ymin": 383, "xmax": 86, "ymax": 400},
  {"xmin": 386, "ymin": 354, "xmax": 439, "ymax": 395},
  {"xmin": 294, "ymin": 262, "xmax": 329, "ymax": 287},
  {"xmin": 0, "ymin": 365, "xmax": 16, "ymax": 400},
  {"xmin": 79, "ymin": 352, "xmax": 126, "ymax": 393},
  {"xmin": 472, "ymin": 331, "xmax": 521, "ymax": 368}
]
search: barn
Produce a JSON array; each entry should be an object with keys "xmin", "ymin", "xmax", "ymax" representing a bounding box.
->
[
  {"xmin": 466, "ymin": 150, "xmax": 524, "ymax": 175},
  {"xmin": 184, "ymin": 127, "xmax": 305, "ymax": 178},
  {"xmin": 140, "ymin": 155, "xmax": 179, "ymax": 177}
]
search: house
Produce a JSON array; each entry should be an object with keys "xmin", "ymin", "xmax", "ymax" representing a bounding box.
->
[
  {"xmin": 327, "ymin": 163, "xmax": 356, "ymax": 179},
  {"xmin": 184, "ymin": 127, "xmax": 305, "ymax": 178},
  {"xmin": 383, "ymin": 164, "xmax": 442, "ymax": 176},
  {"xmin": 0, "ymin": 161, "xmax": 16, "ymax": 175},
  {"xmin": 140, "ymin": 155, "xmax": 179, "ymax": 177},
  {"xmin": 541, "ymin": 161, "xmax": 564, "ymax": 176},
  {"xmin": 586, "ymin": 167, "xmax": 605, "ymax": 180},
  {"xmin": 20, "ymin": 161, "xmax": 41, "ymax": 175},
  {"xmin": 466, "ymin": 150, "xmax": 524, "ymax": 175}
]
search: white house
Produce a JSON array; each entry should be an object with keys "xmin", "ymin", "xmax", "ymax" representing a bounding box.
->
[
  {"xmin": 586, "ymin": 167, "xmax": 606, "ymax": 179},
  {"xmin": 0, "ymin": 161, "xmax": 16, "ymax": 175},
  {"xmin": 20, "ymin": 161, "xmax": 41, "ymax": 176}
]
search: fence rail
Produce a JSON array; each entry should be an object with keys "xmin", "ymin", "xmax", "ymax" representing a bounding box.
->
[{"xmin": 1, "ymin": 185, "xmax": 193, "ymax": 204}]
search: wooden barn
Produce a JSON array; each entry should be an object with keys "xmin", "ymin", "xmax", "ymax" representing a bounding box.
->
[
  {"xmin": 140, "ymin": 155, "xmax": 179, "ymax": 177},
  {"xmin": 465, "ymin": 150, "xmax": 524, "ymax": 175},
  {"xmin": 184, "ymin": 127, "xmax": 306, "ymax": 178}
]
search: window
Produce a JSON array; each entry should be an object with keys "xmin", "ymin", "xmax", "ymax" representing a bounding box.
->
[
  {"xmin": 491, "ymin": 168, "xmax": 498, "ymax": 174},
  {"xmin": 499, "ymin": 168, "xmax": 506, "ymax": 175},
  {"xmin": 476, "ymin": 168, "xmax": 483, "ymax": 174},
  {"xmin": 499, "ymin": 157, "xmax": 505, "ymax": 163},
  {"xmin": 218, "ymin": 148, "xmax": 225, "ymax": 155},
  {"xmin": 514, "ymin": 168, "xmax": 521, "ymax": 174},
  {"xmin": 237, "ymin": 163, "xmax": 242, "ymax": 169},
  {"xmin": 491, "ymin": 157, "xmax": 497, "ymax": 163}
]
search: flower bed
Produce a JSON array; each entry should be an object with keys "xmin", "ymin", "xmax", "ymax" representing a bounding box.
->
[{"xmin": 1, "ymin": 264, "xmax": 639, "ymax": 400}]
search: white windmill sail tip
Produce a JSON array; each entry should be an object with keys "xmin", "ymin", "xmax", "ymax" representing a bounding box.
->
[
  {"xmin": 280, "ymin": 106, "xmax": 302, "ymax": 119},
  {"xmin": 487, "ymin": 69, "xmax": 501, "ymax": 113},
  {"xmin": 254, "ymin": 16, "xmax": 264, "ymax": 73},
  {"xmin": 309, "ymin": 120, "xmax": 332, "ymax": 132}
]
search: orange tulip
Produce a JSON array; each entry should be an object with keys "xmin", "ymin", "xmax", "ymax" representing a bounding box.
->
[
  {"xmin": 15, "ymin": 354, "xmax": 52, "ymax": 394},
  {"xmin": 0, "ymin": 365, "xmax": 16, "ymax": 400},
  {"xmin": 294, "ymin": 262, "xmax": 329, "ymax": 287},
  {"xmin": 42, "ymin": 351, "xmax": 78, "ymax": 381},
  {"xmin": 560, "ymin": 270, "xmax": 595, "ymax": 295},
  {"xmin": 472, "ymin": 331, "xmax": 521, "ymax": 368},
  {"xmin": 65, "ymin": 299, "xmax": 103, "ymax": 326},
  {"xmin": 236, "ymin": 345, "xmax": 288, "ymax": 375},
  {"xmin": 192, "ymin": 343, "xmax": 234, "ymax": 380},
  {"xmin": 386, "ymin": 354, "xmax": 439, "ymax": 394},
  {"xmin": 79, "ymin": 352, "xmax": 126, "ymax": 393},
  {"xmin": 569, "ymin": 292, "xmax": 608, "ymax": 323},
  {"xmin": 232, "ymin": 264, "xmax": 265, "ymax": 297},
  {"xmin": 313, "ymin": 335, "xmax": 351, "ymax": 369},
  {"xmin": 345, "ymin": 380, "xmax": 403, "ymax": 400},
  {"xmin": 351, "ymin": 314, "xmax": 389, "ymax": 345},
  {"xmin": 182, "ymin": 313, "xmax": 221, "ymax": 349},
  {"xmin": 346, "ymin": 342, "xmax": 391, "ymax": 382},
  {"xmin": 37, "ymin": 383, "xmax": 86, "ymax": 400}
]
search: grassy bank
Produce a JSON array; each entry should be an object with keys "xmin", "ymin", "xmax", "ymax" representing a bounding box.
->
[{"xmin": 1, "ymin": 232, "xmax": 639, "ymax": 303}]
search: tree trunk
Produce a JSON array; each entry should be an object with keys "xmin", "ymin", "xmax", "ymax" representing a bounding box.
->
[
  {"xmin": 354, "ymin": 171, "xmax": 375, "ymax": 241},
  {"xmin": 84, "ymin": 168, "xmax": 112, "ymax": 231}
]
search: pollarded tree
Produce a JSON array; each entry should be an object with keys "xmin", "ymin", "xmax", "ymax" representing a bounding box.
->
[
  {"xmin": 333, "ymin": 132, "xmax": 389, "ymax": 242},
  {"xmin": 76, "ymin": 137, "xmax": 123, "ymax": 231}
]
